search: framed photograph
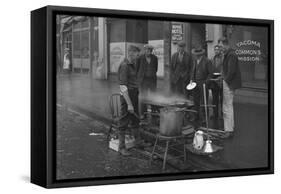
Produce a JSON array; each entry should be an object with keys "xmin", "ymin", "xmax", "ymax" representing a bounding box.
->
[{"xmin": 31, "ymin": 5, "xmax": 274, "ymax": 188}]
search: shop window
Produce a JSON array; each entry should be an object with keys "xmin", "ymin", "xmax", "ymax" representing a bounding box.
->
[
  {"xmin": 81, "ymin": 18, "xmax": 89, "ymax": 28},
  {"xmin": 81, "ymin": 31, "xmax": 90, "ymax": 58},
  {"xmin": 228, "ymin": 25, "xmax": 268, "ymax": 89},
  {"xmin": 73, "ymin": 32, "xmax": 81, "ymax": 58},
  {"xmin": 73, "ymin": 22, "xmax": 81, "ymax": 30}
]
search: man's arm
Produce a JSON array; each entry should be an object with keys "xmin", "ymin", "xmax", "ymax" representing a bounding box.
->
[
  {"xmin": 155, "ymin": 55, "xmax": 158, "ymax": 73},
  {"xmin": 118, "ymin": 64, "xmax": 134, "ymax": 112},
  {"xmin": 189, "ymin": 57, "xmax": 195, "ymax": 82},
  {"xmin": 120, "ymin": 85, "xmax": 134, "ymax": 112},
  {"xmin": 170, "ymin": 53, "xmax": 176, "ymax": 82},
  {"xmin": 206, "ymin": 59, "xmax": 213, "ymax": 81},
  {"xmin": 181, "ymin": 54, "xmax": 192, "ymax": 82},
  {"xmin": 224, "ymin": 54, "xmax": 238, "ymax": 84},
  {"xmin": 136, "ymin": 56, "xmax": 142, "ymax": 84}
]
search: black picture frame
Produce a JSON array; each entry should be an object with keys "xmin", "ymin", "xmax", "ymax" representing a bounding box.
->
[{"xmin": 31, "ymin": 5, "xmax": 274, "ymax": 188}]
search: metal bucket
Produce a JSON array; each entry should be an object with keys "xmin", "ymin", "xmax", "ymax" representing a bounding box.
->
[{"xmin": 159, "ymin": 107, "xmax": 184, "ymax": 136}]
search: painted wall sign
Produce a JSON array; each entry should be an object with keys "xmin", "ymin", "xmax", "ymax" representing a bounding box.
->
[
  {"xmin": 235, "ymin": 40, "xmax": 262, "ymax": 62},
  {"xmin": 172, "ymin": 24, "xmax": 183, "ymax": 42}
]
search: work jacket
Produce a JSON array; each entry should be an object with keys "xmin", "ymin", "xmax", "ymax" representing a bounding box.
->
[
  {"xmin": 222, "ymin": 49, "xmax": 242, "ymax": 90},
  {"xmin": 118, "ymin": 58, "xmax": 139, "ymax": 89}
]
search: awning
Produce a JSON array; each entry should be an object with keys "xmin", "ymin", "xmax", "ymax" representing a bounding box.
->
[{"xmin": 59, "ymin": 16, "xmax": 89, "ymax": 33}]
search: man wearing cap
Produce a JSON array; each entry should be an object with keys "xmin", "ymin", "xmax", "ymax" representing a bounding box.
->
[
  {"xmin": 137, "ymin": 44, "xmax": 158, "ymax": 118},
  {"xmin": 170, "ymin": 41, "xmax": 192, "ymax": 96},
  {"xmin": 118, "ymin": 45, "xmax": 140, "ymax": 156},
  {"xmin": 218, "ymin": 37, "xmax": 241, "ymax": 138},
  {"xmin": 189, "ymin": 46, "xmax": 212, "ymax": 127}
]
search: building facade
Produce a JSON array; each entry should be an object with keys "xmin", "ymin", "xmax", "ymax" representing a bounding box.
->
[{"xmin": 57, "ymin": 16, "xmax": 268, "ymax": 93}]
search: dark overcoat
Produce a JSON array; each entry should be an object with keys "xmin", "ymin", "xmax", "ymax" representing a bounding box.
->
[
  {"xmin": 137, "ymin": 54, "xmax": 158, "ymax": 84},
  {"xmin": 190, "ymin": 55, "xmax": 212, "ymax": 82},
  {"xmin": 170, "ymin": 51, "xmax": 192, "ymax": 84}
]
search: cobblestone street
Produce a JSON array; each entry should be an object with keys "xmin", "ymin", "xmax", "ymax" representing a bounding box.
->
[
  {"xmin": 56, "ymin": 75, "xmax": 269, "ymax": 180},
  {"xmin": 56, "ymin": 105, "xmax": 182, "ymax": 180}
]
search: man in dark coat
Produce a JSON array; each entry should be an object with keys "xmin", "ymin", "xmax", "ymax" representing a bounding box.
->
[
  {"xmin": 170, "ymin": 41, "xmax": 192, "ymax": 96},
  {"xmin": 189, "ymin": 47, "xmax": 212, "ymax": 127},
  {"xmin": 207, "ymin": 45, "xmax": 224, "ymax": 124},
  {"xmin": 137, "ymin": 44, "xmax": 158, "ymax": 117},
  {"xmin": 218, "ymin": 37, "xmax": 242, "ymax": 137}
]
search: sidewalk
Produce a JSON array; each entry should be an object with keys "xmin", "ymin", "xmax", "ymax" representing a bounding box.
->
[
  {"xmin": 57, "ymin": 74, "xmax": 269, "ymax": 170},
  {"xmin": 57, "ymin": 74, "xmax": 119, "ymax": 124},
  {"xmin": 56, "ymin": 106, "xmax": 178, "ymax": 179}
]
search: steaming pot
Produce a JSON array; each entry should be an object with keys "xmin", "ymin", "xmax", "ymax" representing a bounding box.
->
[{"xmin": 159, "ymin": 107, "xmax": 184, "ymax": 136}]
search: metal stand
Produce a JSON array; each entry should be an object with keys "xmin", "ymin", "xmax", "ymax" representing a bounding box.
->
[{"xmin": 150, "ymin": 134, "xmax": 187, "ymax": 171}]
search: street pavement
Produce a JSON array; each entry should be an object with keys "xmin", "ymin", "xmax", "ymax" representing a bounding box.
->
[
  {"xmin": 56, "ymin": 105, "xmax": 181, "ymax": 180},
  {"xmin": 57, "ymin": 74, "xmax": 269, "ymax": 179}
]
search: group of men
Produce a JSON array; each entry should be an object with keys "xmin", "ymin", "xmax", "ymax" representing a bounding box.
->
[
  {"xmin": 117, "ymin": 37, "xmax": 241, "ymax": 156},
  {"xmin": 170, "ymin": 38, "xmax": 241, "ymax": 135}
]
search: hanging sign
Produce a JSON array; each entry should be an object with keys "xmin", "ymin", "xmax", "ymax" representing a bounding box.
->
[{"xmin": 172, "ymin": 24, "xmax": 183, "ymax": 42}]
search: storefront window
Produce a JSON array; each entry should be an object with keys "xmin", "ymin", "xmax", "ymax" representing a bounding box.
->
[
  {"xmin": 228, "ymin": 25, "xmax": 268, "ymax": 89},
  {"xmin": 73, "ymin": 32, "xmax": 81, "ymax": 58},
  {"xmin": 81, "ymin": 18, "xmax": 89, "ymax": 28},
  {"xmin": 73, "ymin": 22, "xmax": 81, "ymax": 30},
  {"xmin": 81, "ymin": 31, "xmax": 90, "ymax": 58}
]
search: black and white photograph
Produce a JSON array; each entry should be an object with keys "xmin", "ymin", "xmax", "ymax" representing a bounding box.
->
[
  {"xmin": 56, "ymin": 14, "xmax": 270, "ymax": 180},
  {"xmin": 2, "ymin": 0, "xmax": 281, "ymax": 192}
]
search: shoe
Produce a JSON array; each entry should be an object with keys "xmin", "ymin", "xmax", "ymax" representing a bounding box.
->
[{"xmin": 119, "ymin": 148, "xmax": 131, "ymax": 156}]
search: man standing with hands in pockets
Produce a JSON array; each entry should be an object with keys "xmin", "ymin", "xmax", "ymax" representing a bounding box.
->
[{"xmin": 218, "ymin": 37, "xmax": 242, "ymax": 138}]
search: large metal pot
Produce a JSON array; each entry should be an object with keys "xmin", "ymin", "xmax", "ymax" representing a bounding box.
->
[{"xmin": 159, "ymin": 107, "xmax": 184, "ymax": 136}]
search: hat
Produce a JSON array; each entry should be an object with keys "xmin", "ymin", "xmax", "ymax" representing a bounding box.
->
[
  {"xmin": 128, "ymin": 45, "xmax": 140, "ymax": 52},
  {"xmin": 143, "ymin": 44, "xmax": 154, "ymax": 50},
  {"xmin": 177, "ymin": 41, "xmax": 186, "ymax": 47},
  {"xmin": 144, "ymin": 44, "xmax": 154, "ymax": 50},
  {"xmin": 192, "ymin": 47, "xmax": 206, "ymax": 55},
  {"xmin": 218, "ymin": 36, "xmax": 229, "ymax": 44}
]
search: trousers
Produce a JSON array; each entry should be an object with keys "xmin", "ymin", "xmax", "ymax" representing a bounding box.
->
[
  {"xmin": 207, "ymin": 80, "xmax": 222, "ymax": 119},
  {"xmin": 140, "ymin": 77, "xmax": 157, "ymax": 115},
  {"xmin": 119, "ymin": 88, "xmax": 139, "ymax": 149},
  {"xmin": 192, "ymin": 81, "xmax": 208, "ymax": 127},
  {"xmin": 222, "ymin": 80, "xmax": 234, "ymax": 132},
  {"xmin": 170, "ymin": 77, "xmax": 187, "ymax": 97}
]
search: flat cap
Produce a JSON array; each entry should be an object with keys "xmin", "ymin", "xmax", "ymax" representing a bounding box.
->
[
  {"xmin": 192, "ymin": 48, "xmax": 205, "ymax": 56},
  {"xmin": 128, "ymin": 45, "xmax": 140, "ymax": 52},
  {"xmin": 177, "ymin": 41, "xmax": 186, "ymax": 47},
  {"xmin": 144, "ymin": 44, "xmax": 154, "ymax": 50}
]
